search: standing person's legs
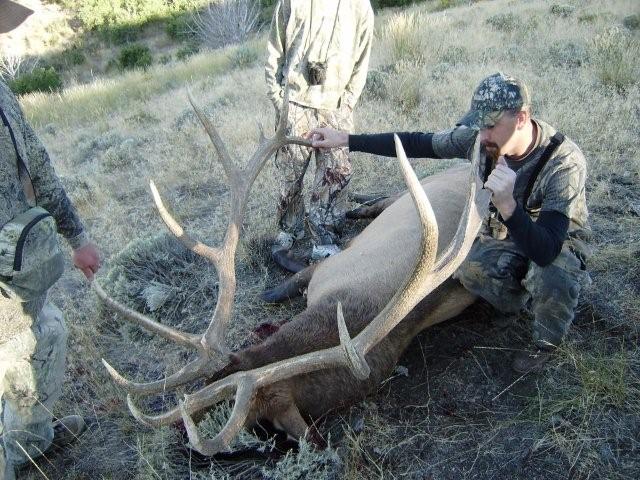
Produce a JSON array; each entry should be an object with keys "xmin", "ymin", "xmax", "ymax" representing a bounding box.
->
[
  {"xmin": 1, "ymin": 357, "xmax": 14, "ymax": 480},
  {"xmin": 274, "ymin": 103, "xmax": 315, "ymax": 249},
  {"xmin": 1, "ymin": 296, "xmax": 67, "ymax": 474},
  {"xmin": 308, "ymin": 103, "xmax": 354, "ymax": 258}
]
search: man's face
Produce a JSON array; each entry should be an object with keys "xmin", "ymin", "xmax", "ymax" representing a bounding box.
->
[{"xmin": 478, "ymin": 111, "xmax": 520, "ymax": 158}]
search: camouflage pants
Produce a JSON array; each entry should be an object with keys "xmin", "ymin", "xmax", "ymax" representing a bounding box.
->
[
  {"xmin": 275, "ymin": 102, "xmax": 354, "ymax": 246},
  {"xmin": 453, "ymin": 234, "xmax": 591, "ymax": 348},
  {"xmin": 0, "ymin": 294, "xmax": 67, "ymax": 477}
]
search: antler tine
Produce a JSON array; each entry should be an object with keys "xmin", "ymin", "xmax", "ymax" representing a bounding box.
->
[
  {"xmin": 181, "ymin": 378, "xmax": 255, "ymax": 455},
  {"xmin": 117, "ymin": 373, "xmax": 242, "ymax": 428},
  {"xmin": 187, "ymin": 90, "xmax": 237, "ymax": 183},
  {"xmin": 93, "ymin": 282, "xmax": 201, "ymax": 349},
  {"xmin": 337, "ymin": 301, "xmax": 370, "ymax": 380},
  {"xmin": 433, "ymin": 137, "xmax": 491, "ymax": 273},
  {"xmin": 102, "ymin": 358, "xmax": 208, "ymax": 396},
  {"xmin": 149, "ymin": 181, "xmax": 221, "ymax": 265}
]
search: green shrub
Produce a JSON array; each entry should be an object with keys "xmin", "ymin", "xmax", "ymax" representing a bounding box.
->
[
  {"xmin": 117, "ymin": 44, "xmax": 153, "ymax": 70},
  {"xmin": 548, "ymin": 41, "xmax": 589, "ymax": 68},
  {"xmin": 64, "ymin": 46, "xmax": 86, "ymax": 66},
  {"xmin": 228, "ymin": 44, "xmax": 260, "ymax": 69},
  {"xmin": 105, "ymin": 24, "xmax": 139, "ymax": 45},
  {"xmin": 72, "ymin": 0, "xmax": 208, "ymax": 31},
  {"xmin": 592, "ymin": 27, "xmax": 639, "ymax": 93},
  {"xmin": 383, "ymin": 11, "xmax": 427, "ymax": 64},
  {"xmin": 371, "ymin": 0, "xmax": 422, "ymax": 9},
  {"xmin": 176, "ymin": 42, "xmax": 200, "ymax": 61},
  {"xmin": 578, "ymin": 13, "xmax": 598, "ymax": 24},
  {"xmin": 486, "ymin": 13, "xmax": 523, "ymax": 32},
  {"xmin": 623, "ymin": 14, "xmax": 640, "ymax": 31},
  {"xmin": 166, "ymin": 12, "xmax": 191, "ymax": 40},
  {"xmin": 363, "ymin": 69, "xmax": 389, "ymax": 100},
  {"xmin": 9, "ymin": 67, "xmax": 62, "ymax": 95},
  {"xmin": 440, "ymin": 45, "xmax": 469, "ymax": 65},
  {"xmin": 550, "ymin": 4, "xmax": 575, "ymax": 18},
  {"xmin": 433, "ymin": 0, "xmax": 469, "ymax": 12}
]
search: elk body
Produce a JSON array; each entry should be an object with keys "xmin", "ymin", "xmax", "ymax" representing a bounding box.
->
[
  {"xmin": 228, "ymin": 166, "xmax": 481, "ymax": 427},
  {"xmin": 95, "ymin": 96, "xmax": 491, "ymax": 455}
]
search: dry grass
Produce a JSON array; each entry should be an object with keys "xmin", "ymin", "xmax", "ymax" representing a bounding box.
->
[{"xmin": 12, "ymin": 0, "xmax": 640, "ymax": 478}]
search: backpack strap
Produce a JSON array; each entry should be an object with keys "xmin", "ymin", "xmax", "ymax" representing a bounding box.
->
[
  {"xmin": 522, "ymin": 131, "xmax": 564, "ymax": 210},
  {"xmin": 0, "ymin": 106, "xmax": 36, "ymax": 205}
]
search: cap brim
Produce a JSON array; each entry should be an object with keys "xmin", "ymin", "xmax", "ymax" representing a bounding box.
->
[{"xmin": 457, "ymin": 109, "xmax": 482, "ymax": 129}]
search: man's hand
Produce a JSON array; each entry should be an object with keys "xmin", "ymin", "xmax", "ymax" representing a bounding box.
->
[
  {"xmin": 73, "ymin": 242, "xmax": 101, "ymax": 282},
  {"xmin": 484, "ymin": 156, "xmax": 517, "ymax": 220},
  {"xmin": 307, "ymin": 127, "xmax": 349, "ymax": 149}
]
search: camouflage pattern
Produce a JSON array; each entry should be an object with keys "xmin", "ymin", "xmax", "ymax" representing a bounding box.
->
[
  {"xmin": 0, "ymin": 207, "xmax": 64, "ymax": 302},
  {"xmin": 0, "ymin": 80, "xmax": 87, "ymax": 250},
  {"xmin": 0, "ymin": 295, "xmax": 67, "ymax": 473},
  {"xmin": 458, "ymin": 72, "xmax": 532, "ymax": 129},
  {"xmin": 432, "ymin": 119, "xmax": 589, "ymax": 237},
  {"xmin": 432, "ymin": 78, "xmax": 591, "ymax": 347},
  {"xmin": 0, "ymin": 80, "xmax": 80, "ymax": 476},
  {"xmin": 276, "ymin": 102, "xmax": 353, "ymax": 245},
  {"xmin": 453, "ymin": 235, "xmax": 591, "ymax": 348},
  {"xmin": 265, "ymin": 0, "xmax": 374, "ymax": 111}
]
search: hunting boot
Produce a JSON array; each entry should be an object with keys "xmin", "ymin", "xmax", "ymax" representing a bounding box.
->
[
  {"xmin": 47, "ymin": 415, "xmax": 87, "ymax": 450},
  {"xmin": 271, "ymin": 231, "xmax": 306, "ymax": 273},
  {"xmin": 310, "ymin": 244, "xmax": 341, "ymax": 261},
  {"xmin": 512, "ymin": 347, "xmax": 553, "ymax": 373}
]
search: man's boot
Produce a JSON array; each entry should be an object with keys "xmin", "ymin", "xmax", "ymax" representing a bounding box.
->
[
  {"xmin": 271, "ymin": 231, "xmax": 306, "ymax": 273},
  {"xmin": 47, "ymin": 415, "xmax": 87, "ymax": 450},
  {"xmin": 310, "ymin": 244, "xmax": 341, "ymax": 261},
  {"xmin": 512, "ymin": 347, "xmax": 553, "ymax": 373}
]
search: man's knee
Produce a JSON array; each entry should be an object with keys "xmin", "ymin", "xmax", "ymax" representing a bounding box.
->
[
  {"xmin": 35, "ymin": 302, "xmax": 68, "ymax": 349},
  {"xmin": 524, "ymin": 249, "xmax": 590, "ymax": 307},
  {"xmin": 525, "ymin": 248, "xmax": 591, "ymax": 346},
  {"xmin": 454, "ymin": 237, "xmax": 529, "ymax": 313}
]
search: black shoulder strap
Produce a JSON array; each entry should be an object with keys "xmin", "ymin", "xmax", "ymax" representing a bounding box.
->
[
  {"xmin": 0, "ymin": 105, "xmax": 36, "ymax": 205},
  {"xmin": 522, "ymin": 131, "xmax": 564, "ymax": 209}
]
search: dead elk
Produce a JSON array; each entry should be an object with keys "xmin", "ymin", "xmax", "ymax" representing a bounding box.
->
[{"xmin": 94, "ymin": 95, "xmax": 491, "ymax": 456}]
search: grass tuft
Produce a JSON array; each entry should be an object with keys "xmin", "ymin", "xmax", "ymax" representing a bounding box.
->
[
  {"xmin": 381, "ymin": 11, "xmax": 428, "ymax": 65},
  {"xmin": 592, "ymin": 27, "xmax": 639, "ymax": 93}
]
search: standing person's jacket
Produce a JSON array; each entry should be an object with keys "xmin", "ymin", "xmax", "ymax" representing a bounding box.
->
[
  {"xmin": 0, "ymin": 80, "xmax": 87, "ymax": 250},
  {"xmin": 265, "ymin": 0, "xmax": 374, "ymax": 111}
]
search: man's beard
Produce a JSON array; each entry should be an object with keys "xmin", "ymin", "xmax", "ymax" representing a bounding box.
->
[{"xmin": 482, "ymin": 142, "xmax": 500, "ymax": 162}]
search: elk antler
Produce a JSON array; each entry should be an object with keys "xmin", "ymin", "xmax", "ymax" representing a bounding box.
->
[
  {"xmin": 123, "ymin": 134, "xmax": 492, "ymax": 455},
  {"xmin": 94, "ymin": 90, "xmax": 311, "ymax": 398}
]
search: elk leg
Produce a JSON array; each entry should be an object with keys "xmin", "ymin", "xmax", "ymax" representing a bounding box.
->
[
  {"xmin": 346, "ymin": 194, "xmax": 400, "ymax": 219},
  {"xmin": 409, "ymin": 278, "xmax": 479, "ymax": 334},
  {"xmin": 262, "ymin": 264, "xmax": 318, "ymax": 303},
  {"xmin": 272, "ymin": 249, "xmax": 307, "ymax": 273},
  {"xmin": 273, "ymin": 403, "xmax": 326, "ymax": 448}
]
